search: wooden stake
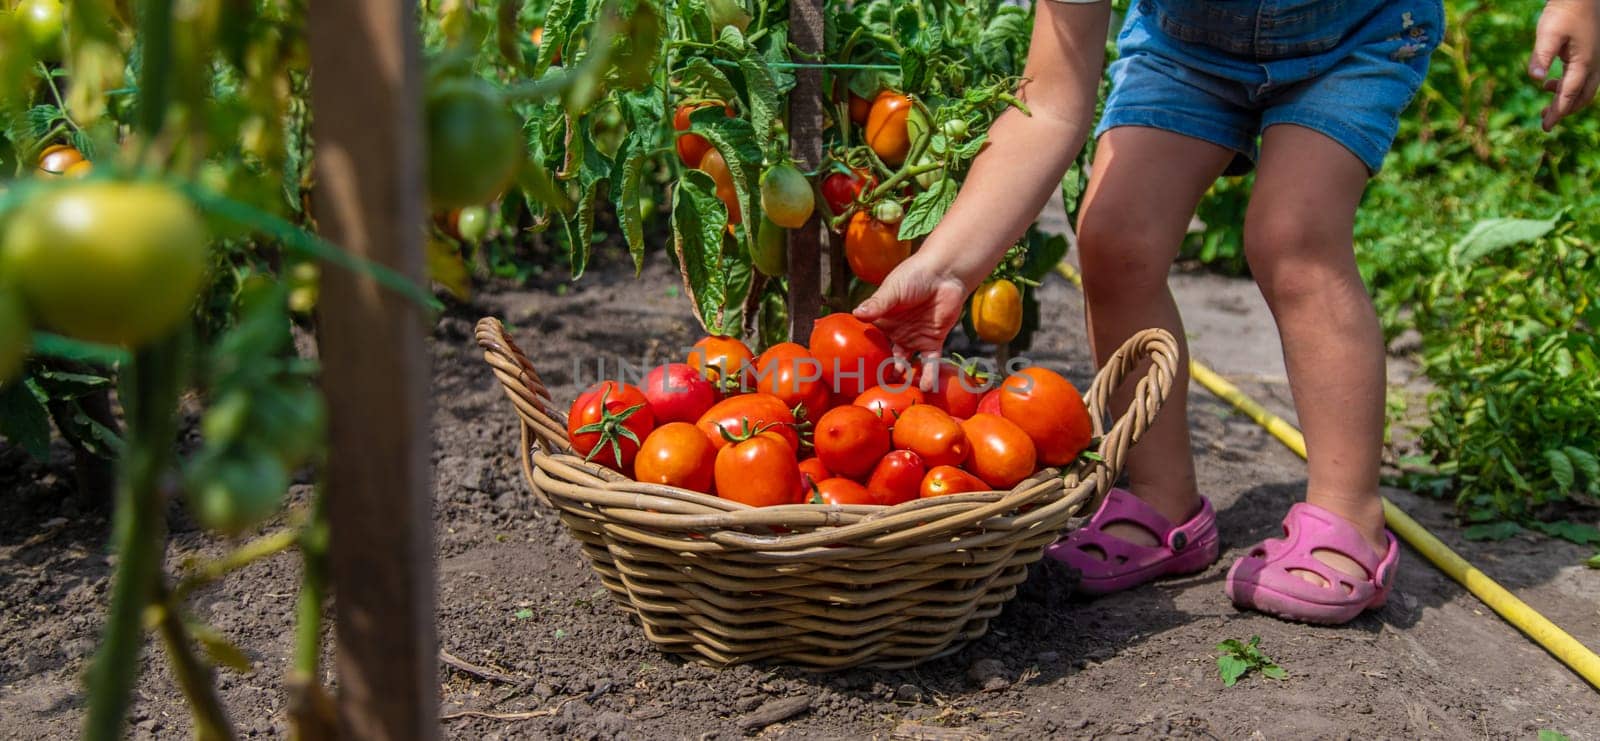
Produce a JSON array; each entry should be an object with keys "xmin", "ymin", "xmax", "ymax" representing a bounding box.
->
[
  {"xmin": 306, "ymin": 2, "xmax": 437, "ymax": 738},
  {"xmin": 787, "ymin": 0, "xmax": 825, "ymax": 341}
]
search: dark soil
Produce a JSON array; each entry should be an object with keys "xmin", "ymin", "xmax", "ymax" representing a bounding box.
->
[{"xmin": 2, "ymin": 242, "xmax": 1597, "ymax": 740}]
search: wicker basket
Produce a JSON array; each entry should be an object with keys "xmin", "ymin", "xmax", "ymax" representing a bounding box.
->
[{"xmin": 476, "ymin": 317, "xmax": 1178, "ymax": 670}]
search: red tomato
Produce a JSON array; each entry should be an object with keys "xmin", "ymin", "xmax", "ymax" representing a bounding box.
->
[
  {"xmin": 999, "ymin": 367, "xmax": 1093, "ymax": 466},
  {"xmin": 865, "ymin": 450, "xmax": 924, "ymax": 506},
  {"xmin": 566, "ymin": 381, "xmax": 656, "ymax": 472},
  {"xmin": 848, "ymin": 93, "xmax": 872, "ymax": 126},
  {"xmin": 798, "ymin": 457, "xmax": 831, "ymax": 492},
  {"xmin": 844, "ymin": 211, "xmax": 911, "ymax": 286},
  {"xmin": 813, "ymin": 477, "xmax": 877, "ymax": 506},
  {"xmin": 699, "ymin": 149, "xmax": 742, "ymax": 226},
  {"xmin": 812, "ymin": 405, "xmax": 891, "ymax": 480},
  {"xmin": 809, "ymin": 313, "xmax": 896, "ymax": 399},
  {"xmin": 715, "ymin": 434, "xmax": 803, "ymax": 507},
  {"xmin": 961, "ymin": 413, "xmax": 1037, "ymax": 489},
  {"xmin": 865, "ymin": 91, "xmax": 913, "ymax": 165},
  {"xmin": 819, "ymin": 168, "xmax": 876, "ymax": 217},
  {"xmin": 890, "ymin": 404, "xmax": 969, "ymax": 468},
  {"xmin": 976, "ymin": 388, "xmax": 1003, "ymax": 417},
  {"xmin": 754, "ymin": 342, "xmax": 832, "ymax": 421},
  {"xmin": 673, "ymin": 102, "xmax": 733, "ymax": 168},
  {"xmin": 688, "ymin": 335, "xmax": 755, "ymax": 392},
  {"xmin": 635, "ymin": 422, "xmax": 717, "ymax": 493},
  {"xmin": 920, "ymin": 361, "xmax": 989, "ymax": 419},
  {"xmin": 643, "ymin": 362, "xmax": 719, "ymax": 425},
  {"xmin": 853, "ymin": 383, "xmax": 925, "ymax": 423},
  {"xmin": 920, "ymin": 465, "xmax": 989, "ymax": 498},
  {"xmin": 696, "ymin": 392, "xmax": 799, "ymax": 451}
]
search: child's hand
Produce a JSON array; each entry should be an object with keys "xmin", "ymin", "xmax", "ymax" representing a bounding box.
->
[
  {"xmin": 852, "ymin": 254, "xmax": 969, "ymax": 385},
  {"xmin": 1530, "ymin": 0, "xmax": 1600, "ymax": 130}
]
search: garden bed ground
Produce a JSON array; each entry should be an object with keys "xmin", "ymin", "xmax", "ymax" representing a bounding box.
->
[{"xmin": 2, "ymin": 237, "xmax": 1597, "ymax": 739}]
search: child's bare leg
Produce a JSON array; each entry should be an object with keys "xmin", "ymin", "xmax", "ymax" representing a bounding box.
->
[
  {"xmin": 1244, "ymin": 124, "xmax": 1388, "ymax": 573},
  {"xmin": 1078, "ymin": 127, "xmax": 1234, "ymax": 540}
]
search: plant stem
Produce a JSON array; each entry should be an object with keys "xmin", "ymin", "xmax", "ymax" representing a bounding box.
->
[
  {"xmin": 84, "ymin": 334, "xmax": 188, "ymax": 741},
  {"xmin": 154, "ymin": 585, "xmax": 236, "ymax": 741},
  {"xmin": 37, "ymin": 63, "xmax": 85, "ymax": 136},
  {"xmin": 135, "ymin": 0, "xmax": 174, "ymax": 138},
  {"xmin": 173, "ymin": 527, "xmax": 300, "ymax": 603},
  {"xmin": 293, "ymin": 491, "xmax": 328, "ymax": 678}
]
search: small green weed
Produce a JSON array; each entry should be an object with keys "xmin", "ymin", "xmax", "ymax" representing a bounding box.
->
[{"xmin": 1215, "ymin": 636, "xmax": 1287, "ymax": 687}]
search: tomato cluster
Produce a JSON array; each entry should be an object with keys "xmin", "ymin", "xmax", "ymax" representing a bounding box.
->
[{"xmin": 565, "ymin": 313, "xmax": 1096, "ymax": 510}]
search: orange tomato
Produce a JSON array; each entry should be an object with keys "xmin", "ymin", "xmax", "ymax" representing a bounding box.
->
[
  {"xmin": 960, "ymin": 413, "xmax": 1037, "ymax": 489},
  {"xmin": 699, "ymin": 148, "xmax": 742, "ymax": 226},
  {"xmin": 999, "ymin": 367, "xmax": 1092, "ymax": 466},
  {"xmin": 848, "ymin": 93, "xmax": 872, "ymax": 126},
  {"xmin": 813, "ymin": 405, "xmax": 892, "ymax": 480},
  {"xmin": 673, "ymin": 102, "xmax": 733, "ymax": 168},
  {"xmin": 715, "ymin": 433, "xmax": 803, "ymax": 507},
  {"xmin": 865, "ymin": 91, "xmax": 913, "ymax": 165},
  {"xmin": 890, "ymin": 404, "xmax": 969, "ymax": 468},
  {"xmin": 920, "ymin": 465, "xmax": 989, "ymax": 498},
  {"xmin": 798, "ymin": 456, "xmax": 831, "ymax": 492},
  {"xmin": 688, "ymin": 335, "xmax": 755, "ymax": 392},
  {"xmin": 844, "ymin": 211, "xmax": 911, "ymax": 286},
  {"xmin": 635, "ymin": 422, "xmax": 717, "ymax": 493}
]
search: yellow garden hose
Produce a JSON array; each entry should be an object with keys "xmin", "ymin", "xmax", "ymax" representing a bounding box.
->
[{"xmin": 1054, "ymin": 261, "xmax": 1600, "ymax": 690}]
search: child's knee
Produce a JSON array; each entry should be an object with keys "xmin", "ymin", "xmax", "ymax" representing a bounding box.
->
[{"xmin": 1078, "ymin": 210, "xmax": 1173, "ymax": 293}]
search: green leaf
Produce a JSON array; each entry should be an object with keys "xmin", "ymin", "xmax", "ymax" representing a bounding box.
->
[
  {"xmin": 1537, "ymin": 731, "xmax": 1571, "ymax": 741},
  {"xmin": 514, "ymin": 608, "xmax": 533, "ymax": 620},
  {"xmin": 1586, "ymin": 553, "xmax": 1600, "ymax": 569},
  {"xmin": 1260, "ymin": 665, "xmax": 1287, "ymax": 681},
  {"xmin": 1562, "ymin": 446, "xmax": 1599, "ymax": 484},
  {"xmin": 736, "ymin": 54, "xmax": 782, "ymax": 154},
  {"xmin": 535, "ymin": 0, "xmax": 574, "ymax": 76},
  {"xmin": 677, "ymin": 58, "xmax": 739, "ymax": 103},
  {"xmin": 673, "ymin": 170, "xmax": 731, "ymax": 333},
  {"xmin": 676, "ymin": 0, "xmax": 713, "ymax": 44},
  {"xmin": 190, "ymin": 621, "xmax": 253, "ymax": 672},
  {"xmin": 1022, "ymin": 232, "xmax": 1070, "ymax": 282},
  {"xmin": 1217, "ymin": 655, "xmax": 1248, "ymax": 687},
  {"xmin": 1530, "ymin": 521, "xmax": 1600, "ymax": 546},
  {"xmin": 688, "ymin": 110, "xmax": 761, "ymax": 245},
  {"xmin": 1462, "ymin": 521, "xmax": 1522, "ymax": 541},
  {"xmin": 613, "ymin": 134, "xmax": 649, "ymax": 274},
  {"xmin": 899, "ymin": 177, "xmax": 956, "ymax": 241},
  {"xmin": 1448, "ymin": 216, "xmax": 1558, "ymax": 266},
  {"xmin": 0, "ymin": 379, "xmax": 53, "ymax": 460},
  {"xmin": 1544, "ymin": 448, "xmax": 1576, "ymax": 492}
]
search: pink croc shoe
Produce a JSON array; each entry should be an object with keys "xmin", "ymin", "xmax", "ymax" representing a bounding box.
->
[
  {"xmin": 1044, "ymin": 488, "xmax": 1221, "ymax": 595},
  {"xmin": 1225, "ymin": 502, "xmax": 1399, "ymax": 625}
]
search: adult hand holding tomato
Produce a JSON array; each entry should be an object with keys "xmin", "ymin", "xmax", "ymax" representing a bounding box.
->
[{"xmin": 852, "ymin": 252, "xmax": 969, "ymax": 383}]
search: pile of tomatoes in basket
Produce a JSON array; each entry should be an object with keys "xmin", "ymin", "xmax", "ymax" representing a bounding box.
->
[{"xmin": 565, "ymin": 314, "xmax": 1094, "ymax": 508}]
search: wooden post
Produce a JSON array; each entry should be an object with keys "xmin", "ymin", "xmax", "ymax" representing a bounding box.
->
[
  {"xmin": 306, "ymin": 2, "xmax": 437, "ymax": 739},
  {"xmin": 787, "ymin": 0, "xmax": 825, "ymax": 341}
]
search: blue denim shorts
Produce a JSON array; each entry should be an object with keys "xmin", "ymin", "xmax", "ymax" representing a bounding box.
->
[{"xmin": 1096, "ymin": 0, "xmax": 1444, "ymax": 174}]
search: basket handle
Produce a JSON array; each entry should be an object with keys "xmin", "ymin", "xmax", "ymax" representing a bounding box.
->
[
  {"xmin": 1066, "ymin": 328, "xmax": 1180, "ymax": 500},
  {"xmin": 475, "ymin": 317, "xmax": 572, "ymax": 454}
]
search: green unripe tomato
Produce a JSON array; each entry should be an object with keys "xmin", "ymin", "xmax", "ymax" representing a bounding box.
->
[
  {"xmin": 706, "ymin": 0, "xmax": 751, "ymax": 33},
  {"xmin": 751, "ymin": 216, "xmax": 787, "ymax": 277},
  {"xmin": 1, "ymin": 181, "xmax": 209, "ymax": 347},
  {"xmin": 456, "ymin": 205, "xmax": 489, "ymax": 243},
  {"xmin": 186, "ymin": 448, "xmax": 291, "ymax": 535},
  {"xmin": 426, "ymin": 79, "xmax": 521, "ymax": 209},
  {"xmin": 14, "ymin": 0, "xmax": 64, "ymax": 59},
  {"xmin": 872, "ymin": 199, "xmax": 904, "ymax": 225}
]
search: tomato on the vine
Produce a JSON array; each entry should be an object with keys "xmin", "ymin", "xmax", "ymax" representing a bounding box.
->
[
  {"xmin": 813, "ymin": 405, "xmax": 891, "ymax": 479},
  {"xmin": 752, "ymin": 216, "xmax": 787, "ymax": 277},
  {"xmin": 37, "ymin": 144, "xmax": 84, "ymax": 177},
  {"xmin": 961, "ymin": 413, "xmax": 1037, "ymax": 489},
  {"xmin": 853, "ymin": 383, "xmax": 924, "ymax": 423},
  {"xmin": 920, "ymin": 465, "xmax": 989, "ymax": 498},
  {"xmin": 715, "ymin": 433, "xmax": 802, "ymax": 507},
  {"xmin": 643, "ymin": 362, "xmax": 719, "ymax": 425},
  {"xmin": 919, "ymin": 361, "xmax": 989, "ymax": 419},
  {"xmin": 426, "ymin": 79, "xmax": 521, "ymax": 209},
  {"xmin": 865, "ymin": 91, "xmax": 913, "ymax": 165},
  {"xmin": 809, "ymin": 312, "xmax": 896, "ymax": 398},
  {"xmin": 688, "ymin": 335, "xmax": 755, "ymax": 392},
  {"xmin": 871, "ymin": 200, "xmax": 904, "ymax": 226},
  {"xmin": 456, "ymin": 206, "xmax": 489, "ymax": 243},
  {"xmin": 848, "ymin": 93, "xmax": 872, "ymax": 126},
  {"xmin": 566, "ymin": 381, "xmax": 655, "ymax": 472},
  {"xmin": 673, "ymin": 102, "xmax": 733, "ymax": 168},
  {"xmin": 844, "ymin": 211, "xmax": 911, "ymax": 286},
  {"xmin": 759, "ymin": 163, "xmax": 814, "ymax": 229},
  {"xmin": 635, "ymin": 422, "xmax": 716, "ymax": 493},
  {"xmin": 812, "ymin": 477, "xmax": 876, "ymax": 506},
  {"xmin": 699, "ymin": 149, "xmax": 741, "ymax": 226},
  {"xmin": 971, "ymin": 279, "xmax": 1022, "ymax": 345},
  {"xmin": 798, "ymin": 456, "xmax": 831, "ymax": 492},
  {"xmin": 819, "ymin": 168, "xmax": 875, "ymax": 217},
  {"xmin": 999, "ymin": 367, "xmax": 1093, "ymax": 466},
  {"xmin": 865, "ymin": 450, "xmax": 924, "ymax": 506},
  {"xmin": 754, "ymin": 342, "xmax": 831, "ymax": 420},
  {"xmin": 14, "ymin": 0, "xmax": 64, "ymax": 58},
  {"xmin": 696, "ymin": 392, "xmax": 799, "ymax": 451},
  {"xmin": 890, "ymin": 404, "xmax": 968, "ymax": 468},
  {"xmin": 1, "ymin": 181, "xmax": 208, "ymax": 347}
]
